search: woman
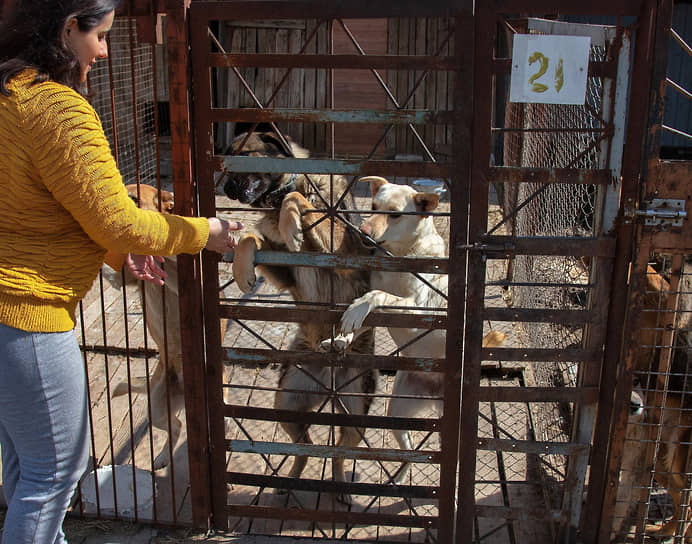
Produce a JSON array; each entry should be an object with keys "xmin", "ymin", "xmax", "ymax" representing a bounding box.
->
[{"xmin": 0, "ymin": 2, "xmax": 242, "ymax": 542}]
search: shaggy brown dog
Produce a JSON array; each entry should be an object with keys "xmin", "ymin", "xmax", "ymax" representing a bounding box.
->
[
  {"xmin": 223, "ymin": 132, "xmax": 375, "ymax": 503},
  {"xmin": 110, "ymin": 184, "xmax": 185, "ymax": 471}
]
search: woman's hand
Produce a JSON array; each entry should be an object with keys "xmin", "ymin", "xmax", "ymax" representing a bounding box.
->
[
  {"xmin": 125, "ymin": 254, "xmax": 168, "ymax": 286},
  {"xmin": 205, "ymin": 218, "xmax": 244, "ymax": 254}
]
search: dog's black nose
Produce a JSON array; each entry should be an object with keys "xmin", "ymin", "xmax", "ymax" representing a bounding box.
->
[{"xmin": 223, "ymin": 178, "xmax": 239, "ymax": 201}]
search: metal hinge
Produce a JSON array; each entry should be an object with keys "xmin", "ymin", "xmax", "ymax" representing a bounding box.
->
[{"xmin": 626, "ymin": 198, "xmax": 687, "ymax": 228}]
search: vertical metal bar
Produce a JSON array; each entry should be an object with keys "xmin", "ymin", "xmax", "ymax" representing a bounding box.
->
[
  {"xmin": 166, "ymin": 0, "xmax": 214, "ymax": 529},
  {"xmin": 189, "ymin": 4, "xmax": 230, "ymax": 532},
  {"xmin": 644, "ymin": 0, "xmax": 674, "ymax": 163},
  {"xmin": 563, "ymin": 24, "xmax": 624, "ymax": 544},
  {"xmin": 78, "ymin": 302, "xmax": 100, "ymax": 517},
  {"xmin": 590, "ymin": 1, "xmax": 660, "ymax": 541},
  {"xmin": 147, "ymin": 1, "xmax": 164, "ymax": 520},
  {"xmin": 449, "ymin": 9, "xmax": 476, "ymax": 543}
]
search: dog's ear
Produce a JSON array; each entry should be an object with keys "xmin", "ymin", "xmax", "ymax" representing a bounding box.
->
[
  {"xmin": 359, "ymin": 176, "xmax": 388, "ymax": 197},
  {"xmin": 413, "ymin": 192, "xmax": 439, "ymax": 213},
  {"xmin": 258, "ymin": 132, "xmax": 295, "ymax": 157},
  {"xmin": 158, "ymin": 189, "xmax": 175, "ymax": 213}
]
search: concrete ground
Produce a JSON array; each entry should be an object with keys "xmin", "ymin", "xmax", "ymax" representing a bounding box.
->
[{"xmin": 5, "ymin": 511, "xmax": 348, "ymax": 544}]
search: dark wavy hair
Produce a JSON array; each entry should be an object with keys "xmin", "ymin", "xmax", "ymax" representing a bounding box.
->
[{"xmin": 0, "ymin": 0, "xmax": 120, "ymax": 95}]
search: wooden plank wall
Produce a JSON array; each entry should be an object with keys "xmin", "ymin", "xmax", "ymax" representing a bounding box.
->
[
  {"xmin": 386, "ymin": 17, "xmax": 455, "ymax": 161},
  {"xmin": 213, "ymin": 19, "xmax": 329, "ymax": 154},
  {"xmin": 211, "ymin": 17, "xmax": 454, "ymax": 161}
]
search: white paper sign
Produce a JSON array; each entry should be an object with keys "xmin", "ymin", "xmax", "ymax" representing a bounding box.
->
[{"xmin": 509, "ymin": 34, "xmax": 591, "ymax": 105}]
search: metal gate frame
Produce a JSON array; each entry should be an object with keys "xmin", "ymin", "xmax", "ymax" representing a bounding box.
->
[
  {"xmin": 468, "ymin": 3, "xmax": 653, "ymax": 543},
  {"xmin": 598, "ymin": 0, "xmax": 692, "ymax": 542},
  {"xmin": 173, "ymin": 1, "xmax": 667, "ymax": 541},
  {"xmin": 189, "ymin": 3, "xmax": 472, "ymax": 541}
]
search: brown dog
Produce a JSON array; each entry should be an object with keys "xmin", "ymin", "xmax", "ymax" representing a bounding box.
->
[
  {"xmin": 110, "ymin": 183, "xmax": 185, "ymax": 471},
  {"xmin": 223, "ymin": 132, "xmax": 374, "ymax": 503},
  {"xmin": 613, "ymin": 266, "xmax": 692, "ymax": 542}
]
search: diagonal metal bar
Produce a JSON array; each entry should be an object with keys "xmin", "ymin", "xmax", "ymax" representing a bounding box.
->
[
  {"xmin": 487, "ymin": 131, "xmax": 610, "ymax": 236},
  {"xmin": 336, "ymin": 18, "xmax": 454, "ymax": 164},
  {"xmin": 207, "ymin": 27, "xmax": 333, "ymax": 210},
  {"xmin": 334, "ymin": 211, "xmax": 450, "ymax": 300},
  {"xmin": 671, "ymin": 28, "xmax": 692, "ymax": 58},
  {"xmin": 232, "ymin": 319, "xmax": 279, "ymax": 350},
  {"xmin": 661, "ymin": 124, "xmax": 692, "ymax": 141}
]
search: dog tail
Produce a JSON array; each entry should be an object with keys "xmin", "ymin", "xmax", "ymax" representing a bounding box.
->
[
  {"xmin": 112, "ymin": 377, "xmax": 150, "ymax": 397},
  {"xmin": 482, "ymin": 330, "xmax": 507, "ymax": 347}
]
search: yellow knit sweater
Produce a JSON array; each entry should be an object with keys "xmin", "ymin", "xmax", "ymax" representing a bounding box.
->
[{"xmin": 0, "ymin": 70, "xmax": 210, "ymax": 332}]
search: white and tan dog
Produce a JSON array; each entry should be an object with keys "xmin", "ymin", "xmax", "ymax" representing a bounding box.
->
[
  {"xmin": 109, "ymin": 184, "xmax": 186, "ymax": 471},
  {"xmin": 320, "ymin": 176, "xmax": 506, "ymax": 483}
]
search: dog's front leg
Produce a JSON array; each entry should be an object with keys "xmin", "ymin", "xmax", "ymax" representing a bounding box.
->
[
  {"xmin": 278, "ymin": 192, "xmax": 309, "ymax": 251},
  {"xmin": 232, "ymin": 233, "xmax": 263, "ymax": 293},
  {"xmin": 320, "ymin": 291, "xmax": 402, "ymax": 353},
  {"xmin": 340, "ymin": 290, "xmax": 402, "ymax": 334}
]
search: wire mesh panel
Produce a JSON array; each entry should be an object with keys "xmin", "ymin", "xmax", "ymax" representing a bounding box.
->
[
  {"xmin": 501, "ymin": 24, "xmax": 618, "ymax": 488},
  {"xmin": 464, "ymin": 4, "xmax": 645, "ymax": 543},
  {"xmin": 610, "ymin": 256, "xmax": 692, "ymax": 543}
]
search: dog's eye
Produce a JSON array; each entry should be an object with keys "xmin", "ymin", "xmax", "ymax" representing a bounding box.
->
[{"xmin": 389, "ymin": 213, "xmax": 402, "ymax": 219}]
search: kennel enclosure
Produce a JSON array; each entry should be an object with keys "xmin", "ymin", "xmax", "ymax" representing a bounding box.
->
[{"xmin": 0, "ymin": 1, "xmax": 689, "ymax": 543}]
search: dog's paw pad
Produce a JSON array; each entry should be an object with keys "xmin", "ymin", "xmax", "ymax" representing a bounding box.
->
[
  {"xmin": 235, "ymin": 273, "xmax": 257, "ymax": 293},
  {"xmin": 318, "ymin": 335, "xmax": 351, "ymax": 353}
]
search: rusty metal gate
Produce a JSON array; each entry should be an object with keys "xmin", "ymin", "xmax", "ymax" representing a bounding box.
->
[
  {"xmin": 599, "ymin": 0, "xmax": 692, "ymax": 541},
  {"xmin": 182, "ymin": 1, "xmax": 667, "ymax": 542}
]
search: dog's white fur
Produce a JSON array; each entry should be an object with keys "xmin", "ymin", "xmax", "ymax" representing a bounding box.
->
[
  {"xmin": 111, "ymin": 184, "xmax": 186, "ymax": 471},
  {"xmin": 320, "ymin": 176, "xmax": 506, "ymax": 483}
]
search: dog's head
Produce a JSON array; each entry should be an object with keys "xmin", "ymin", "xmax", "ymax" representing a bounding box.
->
[
  {"xmin": 222, "ymin": 131, "xmax": 306, "ymax": 209},
  {"xmin": 125, "ymin": 183, "xmax": 174, "ymax": 214},
  {"xmin": 357, "ymin": 176, "xmax": 440, "ymax": 253}
]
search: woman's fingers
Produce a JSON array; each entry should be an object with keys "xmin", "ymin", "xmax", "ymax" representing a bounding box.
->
[{"xmin": 205, "ymin": 217, "xmax": 244, "ymax": 253}]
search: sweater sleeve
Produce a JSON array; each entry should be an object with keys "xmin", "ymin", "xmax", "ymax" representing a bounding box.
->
[{"xmin": 23, "ymin": 83, "xmax": 209, "ymax": 257}]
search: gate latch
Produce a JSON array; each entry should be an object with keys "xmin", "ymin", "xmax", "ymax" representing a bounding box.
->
[{"xmin": 630, "ymin": 198, "xmax": 687, "ymax": 228}]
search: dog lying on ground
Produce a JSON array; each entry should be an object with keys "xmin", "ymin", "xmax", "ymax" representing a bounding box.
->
[
  {"xmin": 110, "ymin": 183, "xmax": 186, "ymax": 471},
  {"xmin": 318, "ymin": 176, "xmax": 506, "ymax": 483},
  {"xmin": 222, "ymin": 131, "xmax": 375, "ymax": 503}
]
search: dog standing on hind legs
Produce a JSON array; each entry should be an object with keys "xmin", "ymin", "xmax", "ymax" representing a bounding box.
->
[
  {"xmin": 320, "ymin": 175, "xmax": 506, "ymax": 484},
  {"xmin": 109, "ymin": 183, "xmax": 188, "ymax": 472},
  {"xmin": 223, "ymin": 131, "xmax": 375, "ymax": 503}
]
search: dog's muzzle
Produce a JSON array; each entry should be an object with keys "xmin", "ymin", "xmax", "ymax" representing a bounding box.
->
[
  {"xmin": 223, "ymin": 176, "xmax": 241, "ymax": 201},
  {"xmin": 263, "ymin": 174, "xmax": 297, "ymax": 208}
]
